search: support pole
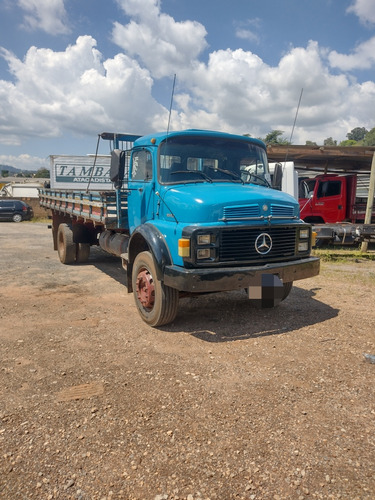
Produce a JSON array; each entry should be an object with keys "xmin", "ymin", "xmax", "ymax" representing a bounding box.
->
[{"xmin": 361, "ymin": 151, "xmax": 375, "ymax": 252}]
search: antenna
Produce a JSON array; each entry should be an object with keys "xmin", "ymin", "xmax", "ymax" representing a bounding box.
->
[
  {"xmin": 86, "ymin": 134, "xmax": 101, "ymax": 192},
  {"xmin": 166, "ymin": 74, "xmax": 176, "ymax": 136},
  {"xmin": 284, "ymin": 88, "xmax": 303, "ymax": 168}
]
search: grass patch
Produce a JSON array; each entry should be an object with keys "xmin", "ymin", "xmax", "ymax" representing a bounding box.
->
[
  {"xmin": 29, "ymin": 217, "xmax": 50, "ymax": 224},
  {"xmin": 313, "ymin": 247, "xmax": 375, "ymax": 262}
]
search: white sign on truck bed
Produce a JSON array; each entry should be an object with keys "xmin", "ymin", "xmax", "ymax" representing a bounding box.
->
[{"xmin": 50, "ymin": 155, "xmax": 114, "ymax": 191}]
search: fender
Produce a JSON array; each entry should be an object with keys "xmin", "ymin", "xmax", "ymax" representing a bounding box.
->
[{"xmin": 127, "ymin": 223, "xmax": 173, "ymax": 292}]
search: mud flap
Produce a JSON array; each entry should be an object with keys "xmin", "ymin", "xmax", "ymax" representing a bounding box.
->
[{"xmin": 247, "ymin": 274, "xmax": 284, "ymax": 308}]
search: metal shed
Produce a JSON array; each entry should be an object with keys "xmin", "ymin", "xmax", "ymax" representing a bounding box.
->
[{"xmin": 266, "ymin": 145, "xmax": 375, "ymax": 250}]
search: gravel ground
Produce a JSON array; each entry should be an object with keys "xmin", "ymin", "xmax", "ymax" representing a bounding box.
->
[{"xmin": 0, "ymin": 222, "xmax": 375, "ymax": 500}]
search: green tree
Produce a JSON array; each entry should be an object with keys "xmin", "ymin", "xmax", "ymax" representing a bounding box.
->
[
  {"xmin": 305, "ymin": 140, "xmax": 317, "ymax": 146},
  {"xmin": 339, "ymin": 139, "xmax": 357, "ymax": 146},
  {"xmin": 346, "ymin": 127, "xmax": 368, "ymax": 142},
  {"xmin": 263, "ymin": 130, "xmax": 290, "ymax": 145},
  {"xmin": 362, "ymin": 127, "xmax": 375, "ymax": 146},
  {"xmin": 35, "ymin": 168, "xmax": 50, "ymax": 178},
  {"xmin": 1, "ymin": 170, "xmax": 9, "ymax": 177},
  {"xmin": 323, "ymin": 137, "xmax": 337, "ymax": 146}
]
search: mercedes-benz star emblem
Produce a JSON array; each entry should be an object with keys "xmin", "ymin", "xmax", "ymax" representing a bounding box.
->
[{"xmin": 255, "ymin": 233, "xmax": 272, "ymax": 255}]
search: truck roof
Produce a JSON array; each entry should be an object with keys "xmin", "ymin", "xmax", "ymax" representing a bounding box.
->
[{"xmin": 133, "ymin": 129, "xmax": 266, "ymax": 149}]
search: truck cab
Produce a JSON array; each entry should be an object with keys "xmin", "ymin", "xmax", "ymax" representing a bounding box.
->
[
  {"xmin": 120, "ymin": 130, "xmax": 305, "ymax": 265},
  {"xmin": 299, "ymin": 174, "xmax": 357, "ymax": 223}
]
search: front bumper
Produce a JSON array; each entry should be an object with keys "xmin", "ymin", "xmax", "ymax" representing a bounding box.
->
[{"xmin": 163, "ymin": 256, "xmax": 320, "ymax": 293}]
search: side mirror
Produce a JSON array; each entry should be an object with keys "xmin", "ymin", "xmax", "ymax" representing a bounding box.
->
[
  {"xmin": 110, "ymin": 149, "xmax": 126, "ymax": 188},
  {"xmin": 272, "ymin": 163, "xmax": 282, "ymax": 190}
]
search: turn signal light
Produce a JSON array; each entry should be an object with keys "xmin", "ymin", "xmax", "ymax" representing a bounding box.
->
[
  {"xmin": 178, "ymin": 238, "xmax": 190, "ymax": 257},
  {"xmin": 311, "ymin": 231, "xmax": 317, "ymax": 247}
]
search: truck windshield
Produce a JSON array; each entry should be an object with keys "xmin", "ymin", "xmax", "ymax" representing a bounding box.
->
[{"xmin": 159, "ymin": 135, "xmax": 270, "ymax": 186}]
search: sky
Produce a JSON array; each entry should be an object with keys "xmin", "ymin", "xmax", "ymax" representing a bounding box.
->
[{"xmin": 1, "ymin": 0, "xmax": 375, "ymax": 171}]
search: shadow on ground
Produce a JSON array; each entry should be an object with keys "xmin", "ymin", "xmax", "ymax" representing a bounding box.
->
[
  {"xmin": 87, "ymin": 247, "xmax": 338, "ymax": 342},
  {"xmin": 164, "ymin": 286, "xmax": 338, "ymax": 342}
]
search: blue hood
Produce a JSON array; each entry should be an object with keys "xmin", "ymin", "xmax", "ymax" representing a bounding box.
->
[{"xmin": 160, "ymin": 183, "xmax": 299, "ymax": 223}]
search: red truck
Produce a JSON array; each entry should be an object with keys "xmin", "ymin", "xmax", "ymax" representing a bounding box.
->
[
  {"xmin": 299, "ymin": 173, "xmax": 374, "ymax": 223},
  {"xmin": 299, "ymin": 174, "xmax": 375, "ymax": 244}
]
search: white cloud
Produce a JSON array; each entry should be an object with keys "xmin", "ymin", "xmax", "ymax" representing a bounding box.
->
[
  {"xmin": 167, "ymin": 41, "xmax": 375, "ymax": 144},
  {"xmin": 17, "ymin": 0, "xmax": 70, "ymax": 35},
  {"xmin": 108, "ymin": 1, "xmax": 375, "ymax": 142},
  {"xmin": 235, "ymin": 29, "xmax": 259, "ymax": 44},
  {"xmin": 235, "ymin": 18, "xmax": 261, "ymax": 44},
  {"xmin": 347, "ymin": 0, "xmax": 375, "ymax": 25},
  {"xmin": 328, "ymin": 36, "xmax": 375, "ymax": 70},
  {"xmin": 0, "ymin": 36, "xmax": 167, "ymax": 146},
  {"xmin": 1, "ymin": 2, "xmax": 375, "ymax": 154},
  {"xmin": 112, "ymin": 0, "xmax": 208, "ymax": 79},
  {"xmin": 115, "ymin": 0, "xmax": 161, "ymax": 21}
]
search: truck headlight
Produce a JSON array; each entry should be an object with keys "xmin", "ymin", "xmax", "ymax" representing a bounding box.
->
[
  {"xmin": 298, "ymin": 241, "xmax": 309, "ymax": 252},
  {"xmin": 299, "ymin": 229, "xmax": 309, "ymax": 239},
  {"xmin": 197, "ymin": 248, "xmax": 213, "ymax": 259},
  {"xmin": 197, "ymin": 234, "xmax": 211, "ymax": 245}
]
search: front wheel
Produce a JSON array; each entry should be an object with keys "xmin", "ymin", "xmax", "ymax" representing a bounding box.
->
[
  {"xmin": 132, "ymin": 251, "xmax": 179, "ymax": 327},
  {"xmin": 245, "ymin": 280, "xmax": 293, "ymax": 307},
  {"xmin": 282, "ymin": 281, "xmax": 293, "ymax": 301}
]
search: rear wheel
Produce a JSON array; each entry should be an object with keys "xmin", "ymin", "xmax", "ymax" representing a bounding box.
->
[
  {"xmin": 57, "ymin": 223, "xmax": 76, "ymax": 264},
  {"xmin": 76, "ymin": 243, "xmax": 90, "ymax": 263},
  {"xmin": 132, "ymin": 251, "xmax": 179, "ymax": 327}
]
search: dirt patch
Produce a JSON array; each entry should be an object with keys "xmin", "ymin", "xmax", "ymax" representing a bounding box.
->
[{"xmin": 1, "ymin": 222, "xmax": 375, "ymax": 500}]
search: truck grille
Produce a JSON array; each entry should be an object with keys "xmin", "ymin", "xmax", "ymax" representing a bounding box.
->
[
  {"xmin": 270, "ymin": 204, "xmax": 295, "ymax": 218},
  {"xmin": 219, "ymin": 226, "xmax": 297, "ymax": 262},
  {"xmin": 222, "ymin": 203, "xmax": 295, "ymax": 220},
  {"xmin": 223, "ymin": 204, "xmax": 260, "ymax": 219}
]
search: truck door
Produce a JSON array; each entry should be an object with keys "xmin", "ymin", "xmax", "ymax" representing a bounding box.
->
[
  {"xmin": 312, "ymin": 178, "xmax": 345, "ymax": 223},
  {"xmin": 299, "ymin": 178, "xmax": 315, "ymax": 220},
  {"xmin": 127, "ymin": 148, "xmax": 154, "ymax": 232}
]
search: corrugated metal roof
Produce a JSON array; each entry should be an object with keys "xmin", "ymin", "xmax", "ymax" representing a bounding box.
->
[{"xmin": 267, "ymin": 145, "xmax": 375, "ymax": 173}]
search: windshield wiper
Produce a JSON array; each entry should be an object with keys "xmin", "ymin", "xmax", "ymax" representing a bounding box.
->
[
  {"xmin": 207, "ymin": 166, "xmax": 244, "ymax": 184},
  {"xmin": 250, "ymin": 173, "xmax": 271, "ymax": 187},
  {"xmin": 240, "ymin": 170, "xmax": 271, "ymax": 188},
  {"xmin": 170, "ymin": 170, "xmax": 213, "ymax": 183}
]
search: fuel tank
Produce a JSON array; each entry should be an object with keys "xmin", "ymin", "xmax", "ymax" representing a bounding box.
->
[{"xmin": 99, "ymin": 230, "xmax": 129, "ymax": 256}]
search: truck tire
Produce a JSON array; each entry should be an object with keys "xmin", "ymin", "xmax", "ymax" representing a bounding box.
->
[
  {"xmin": 282, "ymin": 281, "xmax": 293, "ymax": 301},
  {"xmin": 76, "ymin": 243, "xmax": 90, "ymax": 263},
  {"xmin": 246, "ymin": 280, "xmax": 293, "ymax": 306},
  {"xmin": 57, "ymin": 223, "xmax": 76, "ymax": 264},
  {"xmin": 132, "ymin": 251, "xmax": 179, "ymax": 327}
]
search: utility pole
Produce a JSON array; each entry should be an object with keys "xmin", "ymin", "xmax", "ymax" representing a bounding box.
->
[{"xmin": 361, "ymin": 151, "xmax": 375, "ymax": 252}]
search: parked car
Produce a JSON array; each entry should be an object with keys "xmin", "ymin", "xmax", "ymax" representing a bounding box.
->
[{"xmin": 0, "ymin": 200, "xmax": 34, "ymax": 222}]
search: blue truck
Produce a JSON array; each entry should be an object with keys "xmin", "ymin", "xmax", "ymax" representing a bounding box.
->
[{"xmin": 39, "ymin": 129, "xmax": 320, "ymax": 326}]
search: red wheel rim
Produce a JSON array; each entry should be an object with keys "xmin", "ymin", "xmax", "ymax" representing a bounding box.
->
[{"xmin": 135, "ymin": 268, "xmax": 155, "ymax": 309}]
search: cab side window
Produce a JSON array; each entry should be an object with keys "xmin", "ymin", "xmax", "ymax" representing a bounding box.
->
[
  {"xmin": 132, "ymin": 149, "xmax": 152, "ymax": 181},
  {"xmin": 317, "ymin": 180, "xmax": 341, "ymax": 198}
]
